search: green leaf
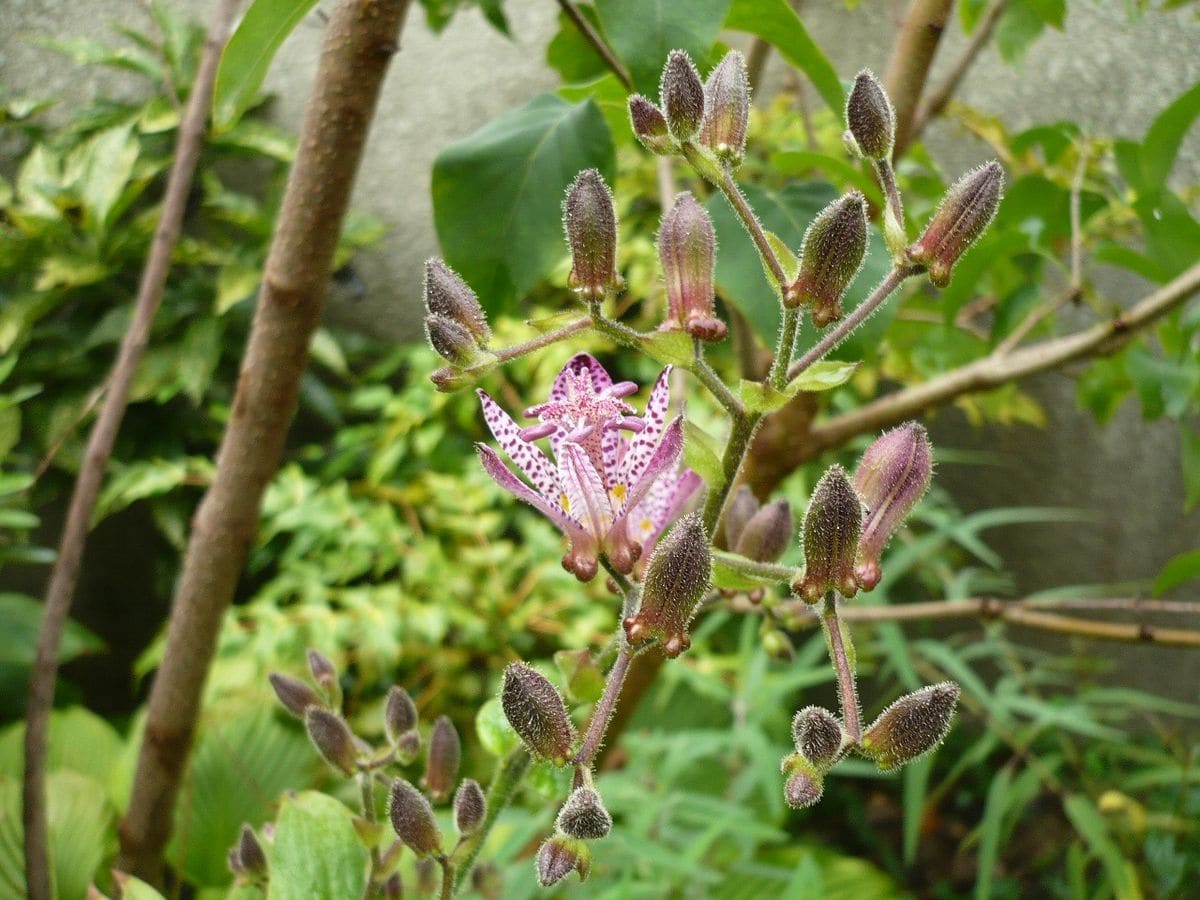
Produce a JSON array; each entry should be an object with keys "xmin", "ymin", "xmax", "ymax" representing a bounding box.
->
[
  {"xmin": 974, "ymin": 766, "xmax": 1014, "ymax": 900},
  {"xmin": 74, "ymin": 123, "xmax": 139, "ymax": 230},
  {"xmin": 763, "ymin": 230, "xmax": 799, "ymax": 283},
  {"xmin": 0, "ymin": 707, "xmax": 125, "ymax": 807},
  {"xmin": 1062, "ymin": 794, "xmax": 1143, "ymax": 900},
  {"xmin": 639, "ymin": 329, "xmax": 694, "ymax": 367},
  {"xmin": 1182, "ymin": 427, "xmax": 1200, "ymax": 511},
  {"xmin": 475, "ymin": 697, "xmax": 520, "ymax": 758},
  {"xmin": 1138, "ymin": 81, "xmax": 1200, "ymax": 193},
  {"xmin": 711, "ymin": 557, "xmax": 776, "ymax": 591},
  {"xmin": 213, "ymin": 0, "xmax": 320, "ymax": 132},
  {"xmin": 738, "ymin": 362, "xmax": 857, "ymax": 413},
  {"xmin": 432, "ymin": 95, "xmax": 614, "ymax": 314},
  {"xmin": 901, "ymin": 754, "xmax": 933, "ymax": 867},
  {"xmin": 117, "ymin": 876, "xmax": 168, "ymax": 900},
  {"xmin": 683, "ymin": 420, "xmax": 724, "ymax": 488},
  {"xmin": 0, "ymin": 593, "xmax": 104, "ymax": 669},
  {"xmin": 268, "ymin": 791, "xmax": 370, "ymax": 899},
  {"xmin": 725, "ymin": 0, "xmax": 845, "ymax": 115},
  {"xmin": 593, "ymin": 0, "xmax": 732, "ymax": 95},
  {"xmin": 546, "ymin": 5, "xmax": 608, "ymax": 84},
  {"xmin": 769, "ymin": 150, "xmax": 884, "ymax": 207},
  {"xmin": 995, "ymin": 0, "xmax": 1048, "ymax": 64}
]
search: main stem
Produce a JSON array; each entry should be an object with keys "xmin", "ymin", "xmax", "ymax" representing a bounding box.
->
[
  {"xmin": 768, "ymin": 307, "xmax": 800, "ymax": 390},
  {"xmin": 822, "ymin": 594, "xmax": 861, "ymax": 742},
  {"xmin": 574, "ymin": 644, "xmax": 633, "ymax": 770},
  {"xmin": 453, "ymin": 748, "xmax": 531, "ymax": 891}
]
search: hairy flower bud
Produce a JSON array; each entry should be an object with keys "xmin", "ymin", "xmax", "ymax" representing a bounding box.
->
[
  {"xmin": 629, "ymin": 94, "xmax": 673, "ymax": 155},
  {"xmin": 423, "ymin": 715, "xmax": 461, "ymax": 803},
  {"xmin": 305, "ymin": 708, "xmax": 357, "ymax": 775},
  {"xmin": 564, "ymin": 169, "xmax": 619, "ymax": 300},
  {"xmin": 501, "ymin": 662, "xmax": 575, "ymax": 765},
  {"xmin": 472, "ymin": 862, "xmax": 503, "ymax": 900},
  {"xmin": 389, "ymin": 779, "xmax": 441, "ymax": 856},
  {"xmin": 268, "ymin": 672, "xmax": 321, "ymax": 718},
  {"xmin": 424, "ymin": 258, "xmax": 490, "ymax": 345},
  {"xmin": 556, "ymin": 787, "xmax": 613, "ymax": 840},
  {"xmin": 453, "ymin": 778, "xmax": 486, "ymax": 835},
  {"xmin": 734, "ymin": 500, "xmax": 792, "ymax": 563},
  {"xmin": 862, "ymin": 682, "xmax": 960, "ymax": 771},
  {"xmin": 781, "ymin": 754, "xmax": 824, "ymax": 809},
  {"xmin": 844, "ymin": 70, "xmax": 895, "ymax": 161},
  {"xmin": 415, "ymin": 858, "xmax": 438, "ymax": 893},
  {"xmin": 699, "ymin": 50, "xmax": 750, "ymax": 164},
  {"xmin": 795, "ymin": 465, "xmax": 862, "ymax": 602},
  {"xmin": 791, "ymin": 706, "xmax": 845, "ymax": 769},
  {"xmin": 787, "ymin": 192, "xmax": 868, "ymax": 326},
  {"xmin": 236, "ymin": 824, "xmax": 266, "ymax": 875},
  {"xmin": 723, "ymin": 485, "xmax": 760, "ymax": 550},
  {"xmin": 658, "ymin": 193, "xmax": 726, "ymax": 341},
  {"xmin": 853, "ymin": 422, "xmax": 933, "ymax": 590},
  {"xmin": 384, "ymin": 686, "xmax": 419, "ymax": 745},
  {"xmin": 396, "ymin": 729, "xmax": 421, "ymax": 764},
  {"xmin": 624, "ymin": 512, "xmax": 711, "ymax": 657},
  {"xmin": 536, "ymin": 836, "xmax": 591, "ymax": 887},
  {"xmin": 907, "ymin": 161, "xmax": 1004, "ymax": 287},
  {"xmin": 425, "ymin": 314, "xmax": 478, "ymax": 366},
  {"xmin": 661, "ymin": 50, "xmax": 705, "ymax": 141}
]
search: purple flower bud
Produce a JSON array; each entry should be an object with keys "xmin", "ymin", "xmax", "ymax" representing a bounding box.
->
[
  {"xmin": 307, "ymin": 648, "xmax": 338, "ymax": 693},
  {"xmin": 723, "ymin": 485, "xmax": 760, "ymax": 550},
  {"xmin": 396, "ymin": 729, "xmax": 421, "ymax": 763},
  {"xmin": 430, "ymin": 365, "xmax": 474, "ymax": 393},
  {"xmin": 787, "ymin": 192, "xmax": 868, "ymax": 326},
  {"xmin": 424, "ymin": 258, "xmax": 490, "ymax": 344},
  {"xmin": 501, "ymin": 662, "xmax": 575, "ymax": 765},
  {"xmin": 305, "ymin": 708, "xmax": 358, "ymax": 775},
  {"xmin": 426, "ymin": 314, "xmax": 477, "ymax": 366},
  {"xmin": 236, "ymin": 824, "xmax": 266, "ymax": 875},
  {"xmin": 536, "ymin": 836, "xmax": 591, "ymax": 887},
  {"xmin": 624, "ymin": 512, "xmax": 711, "ymax": 658},
  {"xmin": 556, "ymin": 787, "xmax": 613, "ymax": 840},
  {"xmin": 472, "ymin": 862, "xmax": 503, "ymax": 900},
  {"xmin": 907, "ymin": 161, "xmax": 1004, "ymax": 287},
  {"xmin": 795, "ymin": 465, "xmax": 862, "ymax": 602},
  {"xmin": 563, "ymin": 169, "xmax": 619, "ymax": 300},
  {"xmin": 658, "ymin": 192, "xmax": 726, "ymax": 342},
  {"xmin": 791, "ymin": 706, "xmax": 845, "ymax": 769},
  {"xmin": 383, "ymin": 874, "xmax": 402, "ymax": 898},
  {"xmin": 661, "ymin": 50, "xmax": 704, "ymax": 142},
  {"xmin": 781, "ymin": 754, "xmax": 824, "ymax": 809},
  {"xmin": 699, "ymin": 50, "xmax": 750, "ymax": 164},
  {"xmin": 384, "ymin": 686, "xmax": 419, "ymax": 745},
  {"xmin": 453, "ymin": 778, "xmax": 487, "ymax": 835},
  {"xmin": 853, "ymin": 422, "xmax": 933, "ymax": 590},
  {"xmin": 415, "ymin": 857, "xmax": 439, "ymax": 893},
  {"xmin": 845, "ymin": 69, "xmax": 895, "ymax": 161},
  {"xmin": 423, "ymin": 715, "xmax": 461, "ymax": 803},
  {"xmin": 862, "ymin": 682, "xmax": 960, "ymax": 771},
  {"xmin": 734, "ymin": 499, "xmax": 792, "ymax": 563},
  {"xmin": 268, "ymin": 672, "xmax": 321, "ymax": 718},
  {"xmin": 388, "ymin": 778, "xmax": 442, "ymax": 856},
  {"xmin": 629, "ymin": 94, "xmax": 673, "ymax": 155}
]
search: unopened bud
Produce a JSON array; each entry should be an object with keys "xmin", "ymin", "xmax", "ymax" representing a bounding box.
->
[
  {"xmin": 556, "ymin": 787, "xmax": 613, "ymax": 840},
  {"xmin": 699, "ymin": 50, "xmax": 750, "ymax": 165},
  {"xmin": 430, "ymin": 365, "xmax": 475, "ymax": 393},
  {"xmin": 629, "ymin": 95, "xmax": 673, "ymax": 155},
  {"xmin": 624, "ymin": 512, "xmax": 711, "ymax": 658},
  {"xmin": 791, "ymin": 706, "xmax": 845, "ymax": 769},
  {"xmin": 734, "ymin": 499, "xmax": 792, "ymax": 563},
  {"xmin": 472, "ymin": 862, "xmax": 503, "ymax": 900},
  {"xmin": 453, "ymin": 778, "xmax": 487, "ymax": 835},
  {"xmin": 423, "ymin": 715, "xmax": 461, "ymax": 803},
  {"xmin": 536, "ymin": 836, "xmax": 591, "ymax": 886},
  {"xmin": 415, "ymin": 858, "xmax": 439, "ymax": 893},
  {"xmin": 862, "ymin": 682, "xmax": 960, "ymax": 771},
  {"xmin": 268, "ymin": 672, "xmax": 321, "ymax": 718},
  {"xmin": 761, "ymin": 627, "xmax": 795, "ymax": 662},
  {"xmin": 236, "ymin": 824, "xmax": 266, "ymax": 875},
  {"xmin": 658, "ymin": 193, "xmax": 726, "ymax": 341},
  {"xmin": 501, "ymin": 662, "xmax": 575, "ymax": 765},
  {"xmin": 787, "ymin": 192, "xmax": 868, "ymax": 326},
  {"xmin": 383, "ymin": 874, "xmax": 402, "ymax": 898},
  {"xmin": 795, "ymin": 465, "xmax": 862, "ymax": 602},
  {"xmin": 845, "ymin": 70, "xmax": 895, "ymax": 161},
  {"xmin": 384, "ymin": 686, "xmax": 418, "ymax": 745},
  {"xmin": 396, "ymin": 729, "xmax": 421, "ymax": 763},
  {"xmin": 781, "ymin": 754, "xmax": 824, "ymax": 809},
  {"xmin": 307, "ymin": 648, "xmax": 338, "ymax": 694},
  {"xmin": 424, "ymin": 258, "xmax": 490, "ymax": 344},
  {"xmin": 305, "ymin": 708, "xmax": 358, "ymax": 775},
  {"xmin": 661, "ymin": 50, "xmax": 704, "ymax": 141},
  {"xmin": 388, "ymin": 779, "xmax": 442, "ymax": 856},
  {"xmin": 564, "ymin": 169, "xmax": 619, "ymax": 300},
  {"xmin": 853, "ymin": 422, "xmax": 932, "ymax": 590},
  {"xmin": 723, "ymin": 485, "xmax": 760, "ymax": 550},
  {"xmin": 908, "ymin": 161, "xmax": 1004, "ymax": 287},
  {"xmin": 426, "ymin": 314, "xmax": 478, "ymax": 366}
]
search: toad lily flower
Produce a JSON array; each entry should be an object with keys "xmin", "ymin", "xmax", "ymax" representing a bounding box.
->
[{"xmin": 476, "ymin": 353, "xmax": 701, "ymax": 582}]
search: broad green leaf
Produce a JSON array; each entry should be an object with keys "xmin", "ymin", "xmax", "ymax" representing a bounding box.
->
[
  {"xmin": 557, "ymin": 73, "xmax": 636, "ymax": 147},
  {"xmin": 546, "ymin": 5, "xmax": 608, "ymax": 84},
  {"xmin": 1024, "ymin": 0, "xmax": 1066, "ymax": 27},
  {"xmin": 593, "ymin": 0, "xmax": 732, "ymax": 96},
  {"xmin": 94, "ymin": 457, "xmax": 214, "ymax": 525},
  {"xmin": 476, "ymin": 697, "xmax": 520, "ymax": 758},
  {"xmin": 639, "ymin": 329, "xmax": 694, "ymax": 367},
  {"xmin": 267, "ymin": 791, "xmax": 370, "ymax": 899},
  {"xmin": 725, "ymin": 0, "xmax": 844, "ymax": 115},
  {"xmin": 216, "ymin": 261, "xmax": 261, "ymax": 314},
  {"xmin": 213, "ymin": 0, "xmax": 320, "ymax": 132},
  {"xmin": 0, "ymin": 593, "xmax": 104, "ymax": 668},
  {"xmin": 1139, "ymin": 81, "xmax": 1200, "ymax": 192},
  {"xmin": 0, "ymin": 707, "xmax": 124, "ymax": 808},
  {"xmin": 1062, "ymin": 794, "xmax": 1143, "ymax": 900},
  {"xmin": 683, "ymin": 420, "xmax": 724, "ymax": 487},
  {"xmin": 432, "ymin": 95, "xmax": 614, "ymax": 314},
  {"xmin": 74, "ymin": 123, "xmax": 139, "ymax": 230},
  {"xmin": 995, "ymin": 0, "xmax": 1048, "ymax": 64},
  {"xmin": 1135, "ymin": 191, "xmax": 1200, "ymax": 279},
  {"xmin": 738, "ymin": 362, "xmax": 857, "ymax": 413},
  {"xmin": 34, "ymin": 36, "xmax": 161, "ymax": 80}
]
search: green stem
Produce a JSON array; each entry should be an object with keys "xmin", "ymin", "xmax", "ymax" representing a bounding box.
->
[
  {"xmin": 588, "ymin": 303, "xmax": 647, "ymax": 348},
  {"xmin": 489, "ymin": 316, "xmax": 592, "ymax": 366},
  {"xmin": 822, "ymin": 593, "xmax": 861, "ymax": 743},
  {"xmin": 768, "ymin": 307, "xmax": 800, "ymax": 390},
  {"xmin": 453, "ymin": 748, "xmax": 531, "ymax": 891},
  {"xmin": 715, "ymin": 165, "xmax": 789, "ymax": 288},
  {"xmin": 711, "ymin": 549, "xmax": 796, "ymax": 583},
  {"xmin": 438, "ymin": 854, "xmax": 455, "ymax": 900},
  {"xmin": 700, "ymin": 411, "xmax": 760, "ymax": 538},
  {"xmin": 692, "ymin": 341, "xmax": 745, "ymax": 416},
  {"xmin": 359, "ymin": 773, "xmax": 381, "ymax": 899}
]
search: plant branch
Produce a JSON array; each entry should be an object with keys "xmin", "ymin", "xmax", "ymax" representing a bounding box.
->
[
  {"xmin": 717, "ymin": 166, "xmax": 790, "ymax": 289},
  {"xmin": 692, "ymin": 343, "xmax": 745, "ymax": 417},
  {"xmin": 556, "ymin": 0, "xmax": 632, "ymax": 90},
  {"xmin": 21, "ymin": 3, "xmax": 241, "ymax": 897},
  {"xmin": 769, "ymin": 307, "xmax": 800, "ymax": 390},
  {"xmin": 574, "ymin": 644, "xmax": 633, "ymax": 770},
  {"xmin": 701, "ymin": 412, "xmax": 759, "ymax": 537},
  {"xmin": 118, "ymin": 0, "xmax": 411, "ymax": 882},
  {"xmin": 454, "ymin": 748, "xmax": 531, "ymax": 891},
  {"xmin": 438, "ymin": 854, "xmax": 455, "ymax": 900},
  {"xmin": 884, "ymin": 0, "xmax": 955, "ymax": 157},
  {"xmin": 822, "ymin": 595, "xmax": 862, "ymax": 742},
  {"xmin": 490, "ymin": 316, "xmax": 592, "ymax": 365}
]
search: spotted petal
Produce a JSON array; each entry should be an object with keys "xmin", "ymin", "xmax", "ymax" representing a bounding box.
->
[
  {"xmin": 476, "ymin": 444, "xmax": 583, "ymax": 538},
  {"xmin": 478, "ymin": 390, "xmax": 559, "ymax": 500},
  {"xmin": 550, "ymin": 352, "xmax": 613, "ymax": 403},
  {"xmin": 619, "ymin": 416, "xmax": 685, "ymax": 517},
  {"xmin": 558, "ymin": 442, "xmax": 614, "ymax": 540},
  {"xmin": 623, "ymin": 366, "xmax": 673, "ymax": 488},
  {"xmin": 631, "ymin": 468, "xmax": 703, "ymax": 555}
]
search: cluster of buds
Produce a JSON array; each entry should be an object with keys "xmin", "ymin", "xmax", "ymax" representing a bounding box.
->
[
  {"xmin": 658, "ymin": 192, "xmax": 726, "ymax": 341},
  {"xmin": 724, "ymin": 486, "xmax": 792, "ymax": 564},
  {"xmin": 624, "ymin": 512, "xmax": 712, "ymax": 658},
  {"xmin": 424, "ymin": 258, "xmax": 495, "ymax": 391},
  {"xmin": 781, "ymin": 705, "xmax": 847, "ymax": 809}
]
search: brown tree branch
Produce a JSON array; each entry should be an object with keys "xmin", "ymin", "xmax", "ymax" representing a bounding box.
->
[
  {"xmin": 884, "ymin": 0, "xmax": 954, "ymax": 158},
  {"xmin": 555, "ymin": 0, "xmax": 632, "ymax": 90},
  {"xmin": 20, "ymin": 3, "xmax": 241, "ymax": 896},
  {"xmin": 117, "ymin": 0, "xmax": 411, "ymax": 882}
]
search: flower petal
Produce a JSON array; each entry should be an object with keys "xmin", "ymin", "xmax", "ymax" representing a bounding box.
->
[
  {"xmin": 623, "ymin": 366, "xmax": 673, "ymax": 487},
  {"xmin": 550, "ymin": 353, "xmax": 613, "ymax": 403},
  {"xmin": 619, "ymin": 416, "xmax": 684, "ymax": 517},
  {"xmin": 631, "ymin": 468, "xmax": 703, "ymax": 554},
  {"xmin": 558, "ymin": 442, "xmax": 613, "ymax": 540},
  {"xmin": 478, "ymin": 390, "xmax": 559, "ymax": 501},
  {"xmin": 476, "ymin": 444, "xmax": 583, "ymax": 536}
]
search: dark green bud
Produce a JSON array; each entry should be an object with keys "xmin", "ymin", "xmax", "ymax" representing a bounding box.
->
[
  {"xmin": 556, "ymin": 787, "xmax": 613, "ymax": 840},
  {"xmin": 734, "ymin": 500, "xmax": 792, "ymax": 563},
  {"xmin": 629, "ymin": 94, "xmax": 673, "ymax": 155},
  {"xmin": 388, "ymin": 778, "xmax": 442, "ymax": 856},
  {"xmin": 423, "ymin": 715, "xmax": 461, "ymax": 803},
  {"xmin": 384, "ymin": 686, "xmax": 418, "ymax": 745},
  {"xmin": 787, "ymin": 192, "xmax": 868, "ymax": 327},
  {"xmin": 564, "ymin": 169, "xmax": 619, "ymax": 300},
  {"xmin": 501, "ymin": 662, "xmax": 576, "ymax": 765},
  {"xmin": 907, "ymin": 162, "xmax": 1004, "ymax": 287},
  {"xmin": 536, "ymin": 836, "xmax": 591, "ymax": 886},
  {"xmin": 453, "ymin": 778, "xmax": 487, "ymax": 835},
  {"xmin": 661, "ymin": 50, "xmax": 704, "ymax": 141},
  {"xmin": 268, "ymin": 672, "xmax": 321, "ymax": 718},
  {"xmin": 699, "ymin": 50, "xmax": 750, "ymax": 165},
  {"xmin": 305, "ymin": 708, "xmax": 357, "ymax": 775},
  {"xmin": 781, "ymin": 754, "xmax": 824, "ymax": 809},
  {"xmin": 624, "ymin": 512, "xmax": 711, "ymax": 658},
  {"xmin": 424, "ymin": 258, "xmax": 490, "ymax": 344},
  {"xmin": 845, "ymin": 69, "xmax": 895, "ymax": 161},
  {"xmin": 791, "ymin": 705, "xmax": 845, "ymax": 769},
  {"xmin": 862, "ymin": 682, "xmax": 960, "ymax": 771},
  {"xmin": 794, "ymin": 465, "xmax": 862, "ymax": 602},
  {"xmin": 723, "ymin": 485, "xmax": 760, "ymax": 550}
]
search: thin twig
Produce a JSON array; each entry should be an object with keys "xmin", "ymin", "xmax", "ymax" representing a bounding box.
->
[
  {"xmin": 823, "ymin": 595, "xmax": 862, "ymax": 742},
  {"xmin": 453, "ymin": 749, "xmax": 530, "ymax": 891},
  {"xmin": 490, "ymin": 316, "xmax": 591, "ymax": 364},
  {"xmin": 718, "ymin": 166, "xmax": 790, "ymax": 288},
  {"xmin": 573, "ymin": 644, "xmax": 633, "ymax": 769},
  {"xmin": 21, "ymin": 3, "xmax": 241, "ymax": 897},
  {"xmin": 692, "ymin": 343, "xmax": 746, "ymax": 417},
  {"xmin": 555, "ymin": 0, "xmax": 632, "ymax": 90},
  {"xmin": 884, "ymin": 0, "xmax": 955, "ymax": 157}
]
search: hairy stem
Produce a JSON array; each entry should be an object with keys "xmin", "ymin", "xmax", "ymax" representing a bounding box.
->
[
  {"xmin": 717, "ymin": 166, "xmax": 790, "ymax": 288},
  {"xmin": 711, "ymin": 549, "xmax": 795, "ymax": 583},
  {"xmin": 574, "ymin": 644, "xmax": 633, "ymax": 769},
  {"xmin": 438, "ymin": 854, "xmax": 455, "ymax": 900},
  {"xmin": 490, "ymin": 316, "xmax": 592, "ymax": 365},
  {"xmin": 701, "ymin": 411, "xmax": 760, "ymax": 537},
  {"xmin": 822, "ymin": 594, "xmax": 862, "ymax": 742},
  {"xmin": 454, "ymin": 748, "xmax": 531, "ymax": 890},
  {"xmin": 693, "ymin": 342, "xmax": 746, "ymax": 416},
  {"xmin": 769, "ymin": 307, "xmax": 801, "ymax": 389}
]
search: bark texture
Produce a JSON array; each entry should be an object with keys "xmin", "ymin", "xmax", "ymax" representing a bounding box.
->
[{"xmin": 884, "ymin": 0, "xmax": 954, "ymax": 157}]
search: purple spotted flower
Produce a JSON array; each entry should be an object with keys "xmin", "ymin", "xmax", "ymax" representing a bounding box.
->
[{"xmin": 477, "ymin": 353, "xmax": 701, "ymax": 582}]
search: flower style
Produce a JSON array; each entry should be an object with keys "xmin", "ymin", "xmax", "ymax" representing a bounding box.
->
[{"xmin": 476, "ymin": 353, "xmax": 701, "ymax": 582}]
